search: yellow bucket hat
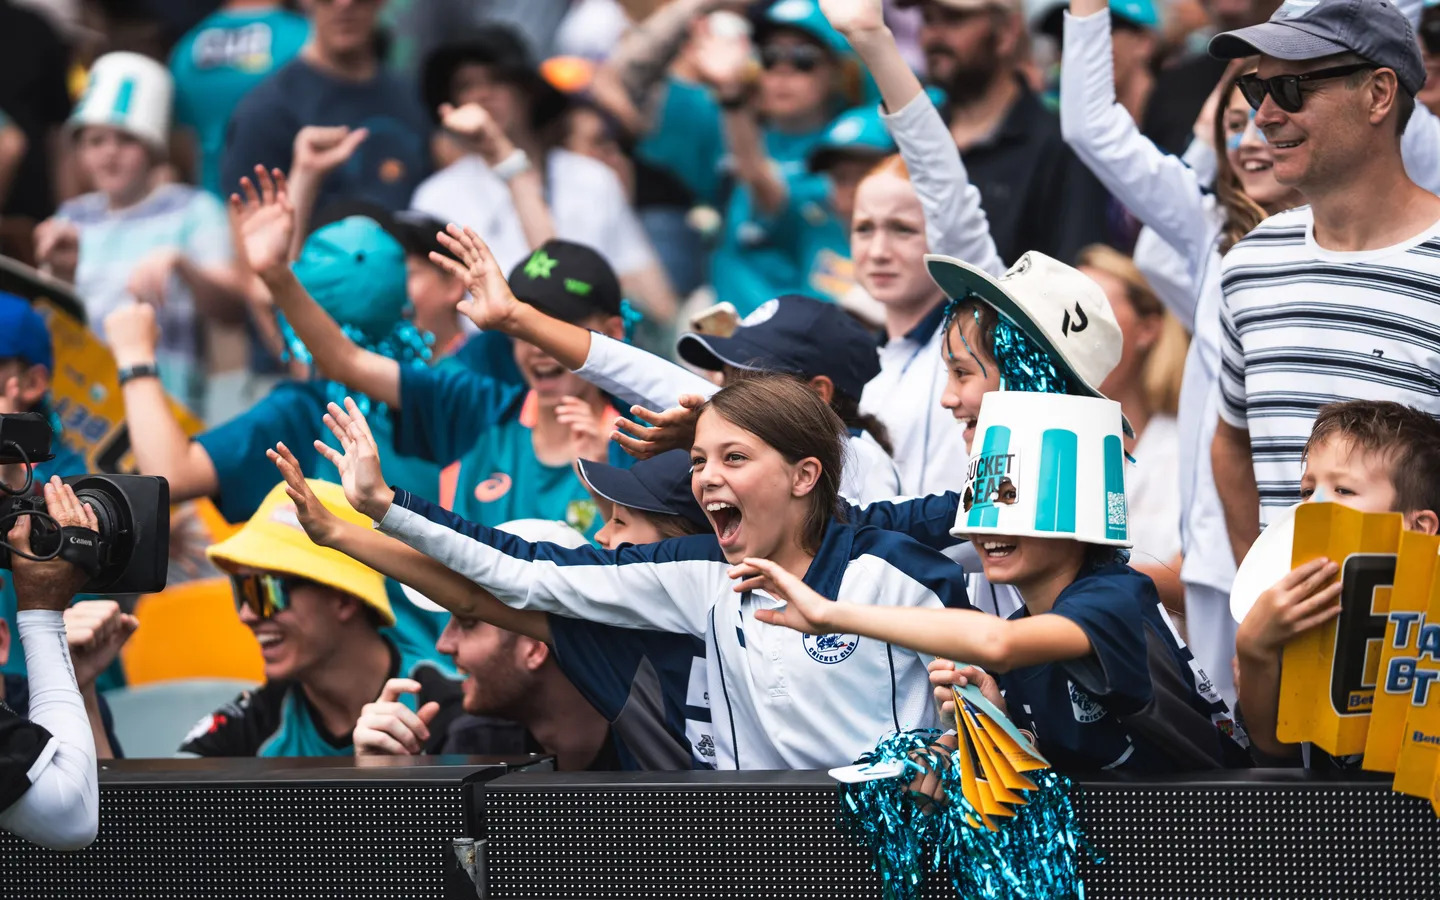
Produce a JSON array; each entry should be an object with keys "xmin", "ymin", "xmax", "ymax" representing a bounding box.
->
[{"xmin": 206, "ymin": 480, "xmax": 394, "ymax": 626}]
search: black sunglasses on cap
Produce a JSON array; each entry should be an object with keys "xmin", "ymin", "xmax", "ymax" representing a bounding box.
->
[
  {"xmin": 1235, "ymin": 62, "xmax": 1377, "ymax": 114},
  {"xmin": 760, "ymin": 43, "xmax": 826, "ymax": 73}
]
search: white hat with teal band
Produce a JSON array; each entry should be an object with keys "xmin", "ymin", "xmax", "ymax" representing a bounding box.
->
[
  {"xmin": 951, "ymin": 392, "xmax": 1131, "ymax": 548},
  {"xmin": 68, "ymin": 52, "xmax": 173, "ymax": 152}
]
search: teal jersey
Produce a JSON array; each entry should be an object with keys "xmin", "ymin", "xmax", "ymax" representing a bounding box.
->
[
  {"xmin": 634, "ymin": 79, "xmax": 727, "ymax": 206},
  {"xmin": 393, "ymin": 365, "xmax": 633, "ymax": 539},
  {"xmin": 179, "ymin": 635, "xmax": 461, "ymax": 758},
  {"xmin": 195, "ymin": 379, "xmax": 452, "ymax": 665},
  {"xmin": 0, "ymin": 433, "xmax": 88, "ymax": 679},
  {"xmin": 169, "ymin": 7, "xmax": 310, "ymax": 195},
  {"xmin": 767, "ymin": 173, "xmax": 853, "ymax": 305}
]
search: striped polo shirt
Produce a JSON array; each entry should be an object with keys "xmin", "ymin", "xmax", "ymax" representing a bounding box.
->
[{"xmin": 1218, "ymin": 206, "xmax": 1440, "ymax": 525}]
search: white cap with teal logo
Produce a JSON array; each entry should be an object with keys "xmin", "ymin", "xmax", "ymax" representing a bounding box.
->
[
  {"xmin": 951, "ymin": 392, "xmax": 1132, "ymax": 548},
  {"xmin": 68, "ymin": 52, "xmax": 174, "ymax": 152}
]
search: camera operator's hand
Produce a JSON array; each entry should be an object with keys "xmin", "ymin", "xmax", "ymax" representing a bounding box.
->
[
  {"xmin": 104, "ymin": 302, "xmax": 160, "ymax": 370},
  {"xmin": 9, "ymin": 478, "xmax": 98, "ymax": 612},
  {"xmin": 268, "ymin": 441, "xmax": 345, "ymax": 547},
  {"xmin": 231, "ymin": 166, "xmax": 295, "ymax": 280},
  {"xmin": 316, "ymin": 398, "xmax": 395, "ymax": 521},
  {"xmin": 63, "ymin": 600, "xmax": 138, "ymax": 691}
]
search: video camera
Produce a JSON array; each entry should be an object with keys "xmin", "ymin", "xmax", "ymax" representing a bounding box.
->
[{"xmin": 0, "ymin": 412, "xmax": 169, "ymax": 593}]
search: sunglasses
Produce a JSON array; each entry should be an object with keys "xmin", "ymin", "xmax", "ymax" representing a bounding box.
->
[
  {"xmin": 1423, "ymin": 16, "xmax": 1440, "ymax": 56},
  {"xmin": 1235, "ymin": 63, "xmax": 1377, "ymax": 114},
  {"xmin": 760, "ymin": 44, "xmax": 826, "ymax": 73},
  {"xmin": 231, "ymin": 573, "xmax": 314, "ymax": 618}
]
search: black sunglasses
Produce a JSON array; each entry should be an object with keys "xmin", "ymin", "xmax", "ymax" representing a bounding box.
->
[
  {"xmin": 1235, "ymin": 63, "xmax": 1377, "ymax": 114},
  {"xmin": 1422, "ymin": 16, "xmax": 1440, "ymax": 56},
  {"xmin": 760, "ymin": 44, "xmax": 825, "ymax": 73}
]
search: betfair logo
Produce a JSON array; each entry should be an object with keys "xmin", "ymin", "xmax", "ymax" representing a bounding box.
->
[
  {"xmin": 524, "ymin": 250, "xmax": 558, "ymax": 279},
  {"xmin": 1413, "ymin": 730, "xmax": 1440, "ymax": 747}
]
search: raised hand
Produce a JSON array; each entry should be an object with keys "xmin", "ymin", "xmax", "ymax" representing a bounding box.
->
[
  {"xmin": 692, "ymin": 16, "xmax": 754, "ymax": 94},
  {"xmin": 64, "ymin": 600, "xmax": 140, "ymax": 691},
  {"xmin": 438, "ymin": 103, "xmax": 515, "ymax": 167},
  {"xmin": 292, "ymin": 125, "xmax": 369, "ymax": 178},
  {"xmin": 611, "ymin": 395, "xmax": 705, "ymax": 461},
  {"xmin": 230, "ymin": 165, "xmax": 295, "ymax": 278},
  {"xmin": 740, "ymin": 557, "xmax": 836, "ymax": 634},
  {"xmin": 432, "ymin": 225, "xmax": 523, "ymax": 332},
  {"xmin": 353, "ymin": 678, "xmax": 442, "ymax": 756},
  {"xmin": 315, "ymin": 397, "xmax": 394, "ymax": 520},
  {"xmin": 104, "ymin": 302, "xmax": 161, "ymax": 370},
  {"xmin": 268, "ymin": 441, "xmax": 345, "ymax": 547},
  {"xmin": 556, "ymin": 395, "xmax": 609, "ymax": 463},
  {"xmin": 819, "ymin": 0, "xmax": 885, "ymax": 37}
]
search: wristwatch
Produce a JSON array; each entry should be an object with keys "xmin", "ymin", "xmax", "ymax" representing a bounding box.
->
[
  {"xmin": 117, "ymin": 362, "xmax": 161, "ymax": 386},
  {"xmin": 492, "ymin": 148, "xmax": 533, "ymax": 182}
]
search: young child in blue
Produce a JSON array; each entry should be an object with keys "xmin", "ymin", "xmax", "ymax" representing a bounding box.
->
[
  {"xmin": 0, "ymin": 294, "xmax": 88, "ymax": 679},
  {"xmin": 271, "ymin": 441, "xmax": 716, "ymax": 770},
  {"xmin": 234, "ymin": 169, "xmax": 632, "ymax": 538},
  {"xmin": 749, "ymin": 391, "xmax": 1250, "ymax": 774}
]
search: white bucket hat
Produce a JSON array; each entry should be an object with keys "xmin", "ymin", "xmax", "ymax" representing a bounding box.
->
[
  {"xmin": 950, "ymin": 391, "xmax": 1131, "ymax": 548},
  {"xmin": 924, "ymin": 250, "xmax": 1133, "ymax": 436},
  {"xmin": 401, "ymin": 519, "xmax": 590, "ymax": 613},
  {"xmin": 68, "ymin": 52, "xmax": 174, "ymax": 153}
]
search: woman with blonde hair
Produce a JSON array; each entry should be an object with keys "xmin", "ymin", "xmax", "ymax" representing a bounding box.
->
[{"xmin": 1078, "ymin": 243, "xmax": 1189, "ymax": 618}]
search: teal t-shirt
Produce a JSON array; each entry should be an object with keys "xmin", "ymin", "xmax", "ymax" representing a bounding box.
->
[
  {"xmin": 0, "ymin": 434, "xmax": 89, "ymax": 679},
  {"xmin": 169, "ymin": 6, "xmax": 310, "ymax": 195},
  {"xmin": 195, "ymin": 379, "xmax": 452, "ymax": 664},
  {"xmin": 392, "ymin": 366, "xmax": 633, "ymax": 538},
  {"xmin": 769, "ymin": 174, "xmax": 853, "ymax": 304}
]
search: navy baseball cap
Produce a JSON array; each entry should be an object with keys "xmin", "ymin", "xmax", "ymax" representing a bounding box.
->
[
  {"xmin": 0, "ymin": 293, "xmax": 53, "ymax": 371},
  {"xmin": 677, "ymin": 295, "xmax": 881, "ymax": 400},
  {"xmin": 577, "ymin": 451, "xmax": 708, "ymax": 531},
  {"xmin": 1210, "ymin": 0, "xmax": 1425, "ymax": 97}
]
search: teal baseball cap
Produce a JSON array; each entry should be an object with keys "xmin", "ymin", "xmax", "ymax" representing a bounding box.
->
[
  {"xmin": 808, "ymin": 107, "xmax": 896, "ymax": 172},
  {"xmin": 757, "ymin": 0, "xmax": 851, "ymax": 56},
  {"xmin": 291, "ymin": 216, "xmax": 408, "ymax": 342},
  {"xmin": 1039, "ymin": 0, "xmax": 1158, "ymax": 36}
]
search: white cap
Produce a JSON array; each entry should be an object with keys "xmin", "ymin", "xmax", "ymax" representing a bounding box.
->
[
  {"xmin": 950, "ymin": 391, "xmax": 1131, "ymax": 548},
  {"xmin": 68, "ymin": 52, "xmax": 173, "ymax": 153},
  {"xmin": 924, "ymin": 250, "xmax": 1132, "ymax": 437},
  {"xmin": 1229, "ymin": 503, "xmax": 1300, "ymax": 624},
  {"xmin": 401, "ymin": 519, "xmax": 591, "ymax": 613}
]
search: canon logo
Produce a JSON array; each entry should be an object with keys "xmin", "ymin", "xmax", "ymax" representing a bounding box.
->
[{"xmin": 67, "ymin": 535, "xmax": 94, "ymax": 547}]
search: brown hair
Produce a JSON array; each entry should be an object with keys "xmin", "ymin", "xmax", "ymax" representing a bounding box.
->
[
  {"xmin": 698, "ymin": 376, "xmax": 847, "ymax": 554},
  {"xmin": 1076, "ymin": 244, "xmax": 1189, "ymax": 416},
  {"xmin": 1213, "ymin": 57, "xmax": 1271, "ymax": 254},
  {"xmin": 724, "ymin": 367, "xmax": 893, "ymax": 457},
  {"xmin": 644, "ymin": 509, "xmax": 708, "ymax": 540},
  {"xmin": 1304, "ymin": 400, "xmax": 1440, "ymax": 516},
  {"xmin": 942, "ymin": 297, "xmax": 1001, "ymax": 368}
]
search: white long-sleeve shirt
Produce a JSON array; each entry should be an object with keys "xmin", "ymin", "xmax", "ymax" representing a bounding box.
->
[
  {"xmin": 378, "ymin": 488, "xmax": 971, "ymax": 770},
  {"xmin": 0, "ymin": 610, "xmax": 99, "ymax": 850},
  {"xmin": 574, "ymin": 333, "xmax": 903, "ymax": 503}
]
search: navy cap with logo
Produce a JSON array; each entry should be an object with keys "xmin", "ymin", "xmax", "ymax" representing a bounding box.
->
[
  {"xmin": 577, "ymin": 450, "xmax": 708, "ymax": 531},
  {"xmin": 1210, "ymin": 0, "xmax": 1425, "ymax": 96},
  {"xmin": 677, "ymin": 294, "xmax": 881, "ymax": 401},
  {"xmin": 507, "ymin": 239, "xmax": 622, "ymax": 324}
]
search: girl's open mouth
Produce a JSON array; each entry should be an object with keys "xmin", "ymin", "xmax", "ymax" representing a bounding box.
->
[
  {"xmin": 980, "ymin": 540, "xmax": 1016, "ymax": 560},
  {"xmin": 707, "ymin": 501, "xmax": 742, "ymax": 545}
]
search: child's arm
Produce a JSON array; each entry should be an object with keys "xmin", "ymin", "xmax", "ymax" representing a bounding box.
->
[
  {"xmin": 232, "ymin": 166, "xmax": 402, "ymax": 409},
  {"xmin": 1234, "ymin": 557, "xmax": 1341, "ymax": 759},
  {"xmin": 268, "ymin": 442, "xmax": 552, "ymax": 643},
  {"xmin": 743, "ymin": 558, "xmax": 1090, "ymax": 671}
]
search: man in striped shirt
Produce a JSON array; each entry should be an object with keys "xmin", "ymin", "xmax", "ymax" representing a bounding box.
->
[{"xmin": 1208, "ymin": 0, "xmax": 1440, "ymax": 563}]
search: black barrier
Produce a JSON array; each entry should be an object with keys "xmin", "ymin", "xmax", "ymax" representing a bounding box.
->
[
  {"xmin": 0, "ymin": 755, "xmax": 552, "ymax": 900},
  {"xmin": 480, "ymin": 770, "xmax": 1440, "ymax": 899}
]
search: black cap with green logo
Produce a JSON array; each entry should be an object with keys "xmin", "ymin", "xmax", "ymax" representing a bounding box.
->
[{"xmin": 507, "ymin": 239, "xmax": 622, "ymax": 324}]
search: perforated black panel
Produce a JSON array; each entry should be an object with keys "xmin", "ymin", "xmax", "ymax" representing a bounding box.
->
[
  {"xmin": 0, "ymin": 784, "xmax": 463, "ymax": 900},
  {"xmin": 481, "ymin": 772, "xmax": 1440, "ymax": 899}
]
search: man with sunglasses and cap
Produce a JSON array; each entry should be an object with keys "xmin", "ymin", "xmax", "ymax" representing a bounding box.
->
[
  {"xmin": 180, "ymin": 479, "xmax": 463, "ymax": 758},
  {"xmin": 1206, "ymin": 0, "xmax": 1440, "ymax": 569}
]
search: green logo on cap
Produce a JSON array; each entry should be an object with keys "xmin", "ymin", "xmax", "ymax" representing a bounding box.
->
[
  {"xmin": 524, "ymin": 250, "xmax": 558, "ymax": 279},
  {"xmin": 565, "ymin": 278, "xmax": 592, "ymax": 296}
]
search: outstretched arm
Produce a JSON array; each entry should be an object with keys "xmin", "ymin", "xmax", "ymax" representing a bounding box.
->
[
  {"xmin": 742, "ymin": 557, "xmax": 1090, "ymax": 670},
  {"xmin": 268, "ymin": 442, "xmax": 551, "ymax": 643},
  {"xmin": 231, "ymin": 166, "xmax": 402, "ymax": 408}
]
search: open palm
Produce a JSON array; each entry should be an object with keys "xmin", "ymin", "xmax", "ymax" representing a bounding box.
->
[
  {"xmin": 742, "ymin": 558, "xmax": 834, "ymax": 635},
  {"xmin": 231, "ymin": 165, "xmax": 295, "ymax": 276},
  {"xmin": 819, "ymin": 0, "xmax": 884, "ymax": 36},
  {"xmin": 268, "ymin": 441, "xmax": 344, "ymax": 547},
  {"xmin": 433, "ymin": 225, "xmax": 522, "ymax": 331},
  {"xmin": 316, "ymin": 398, "xmax": 394, "ymax": 520}
]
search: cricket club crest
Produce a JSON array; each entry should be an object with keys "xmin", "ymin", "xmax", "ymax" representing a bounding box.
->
[{"xmin": 804, "ymin": 632, "xmax": 860, "ymax": 664}]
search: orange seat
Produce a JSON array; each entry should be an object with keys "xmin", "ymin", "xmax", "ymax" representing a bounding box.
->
[{"xmin": 122, "ymin": 577, "xmax": 263, "ymax": 685}]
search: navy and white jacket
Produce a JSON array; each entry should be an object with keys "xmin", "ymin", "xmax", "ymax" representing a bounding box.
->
[{"xmin": 379, "ymin": 489, "xmax": 972, "ymax": 770}]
